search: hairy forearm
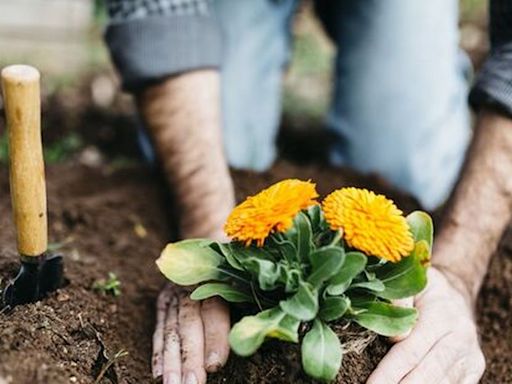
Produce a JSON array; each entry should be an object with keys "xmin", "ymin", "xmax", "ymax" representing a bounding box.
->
[
  {"xmin": 433, "ymin": 110, "xmax": 512, "ymax": 303},
  {"xmin": 136, "ymin": 70, "xmax": 235, "ymax": 239}
]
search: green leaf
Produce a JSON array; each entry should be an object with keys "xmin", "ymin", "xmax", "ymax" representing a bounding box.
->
[
  {"xmin": 191, "ymin": 283, "xmax": 253, "ymax": 303},
  {"xmin": 217, "ymin": 243, "xmax": 244, "ymax": 271},
  {"xmin": 223, "ymin": 245, "xmax": 281, "ymax": 290},
  {"xmin": 270, "ymin": 235, "xmax": 298, "ymax": 264},
  {"xmin": 412, "ymin": 240, "xmax": 431, "ymax": 265},
  {"xmin": 243, "ymin": 258, "xmax": 282, "ymax": 291},
  {"xmin": 156, "ymin": 239, "xmax": 223, "ymax": 285},
  {"xmin": 302, "ymin": 320, "xmax": 342, "ymax": 382},
  {"xmin": 406, "ymin": 211, "xmax": 433, "ymax": 249},
  {"xmin": 226, "ymin": 243, "xmax": 276, "ymax": 264},
  {"xmin": 279, "ymin": 281, "xmax": 319, "ymax": 321},
  {"xmin": 308, "ymin": 247, "xmax": 345, "ymax": 287},
  {"xmin": 319, "ymin": 296, "xmax": 350, "ymax": 322},
  {"xmin": 229, "ymin": 308, "xmax": 300, "ymax": 356},
  {"xmin": 374, "ymin": 243, "xmax": 428, "ymax": 300},
  {"xmin": 327, "ymin": 252, "xmax": 367, "ymax": 295},
  {"xmin": 286, "ymin": 212, "xmax": 313, "ymax": 262},
  {"xmin": 282, "ymin": 268, "xmax": 301, "ymax": 293},
  {"xmin": 353, "ymin": 301, "xmax": 418, "ymax": 337},
  {"xmin": 306, "ymin": 205, "xmax": 326, "ymax": 232},
  {"xmin": 347, "ymin": 292, "xmax": 375, "ymax": 308},
  {"xmin": 350, "ymin": 279, "xmax": 385, "ymax": 292}
]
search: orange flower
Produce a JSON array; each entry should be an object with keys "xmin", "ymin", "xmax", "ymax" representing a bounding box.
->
[
  {"xmin": 322, "ymin": 187, "xmax": 413, "ymax": 262},
  {"xmin": 225, "ymin": 179, "xmax": 318, "ymax": 246}
]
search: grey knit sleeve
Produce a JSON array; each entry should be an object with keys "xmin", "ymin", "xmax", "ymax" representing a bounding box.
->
[
  {"xmin": 469, "ymin": 0, "xmax": 512, "ymax": 117},
  {"xmin": 104, "ymin": 0, "xmax": 221, "ymax": 91}
]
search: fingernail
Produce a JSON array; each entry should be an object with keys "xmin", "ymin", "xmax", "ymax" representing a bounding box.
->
[
  {"xmin": 164, "ymin": 372, "xmax": 180, "ymax": 384},
  {"xmin": 182, "ymin": 372, "xmax": 198, "ymax": 384},
  {"xmin": 152, "ymin": 368, "xmax": 162, "ymax": 379},
  {"xmin": 205, "ymin": 352, "xmax": 222, "ymax": 372}
]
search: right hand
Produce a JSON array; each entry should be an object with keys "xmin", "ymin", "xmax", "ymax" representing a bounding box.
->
[
  {"xmin": 152, "ymin": 283, "xmax": 231, "ymax": 384},
  {"xmin": 367, "ymin": 268, "xmax": 485, "ymax": 384}
]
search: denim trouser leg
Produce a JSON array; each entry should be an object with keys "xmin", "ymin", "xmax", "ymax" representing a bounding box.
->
[
  {"xmin": 213, "ymin": 0, "xmax": 298, "ymax": 171},
  {"xmin": 317, "ymin": 0, "xmax": 471, "ymax": 209}
]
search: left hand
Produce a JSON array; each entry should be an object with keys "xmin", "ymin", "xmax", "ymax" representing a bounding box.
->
[
  {"xmin": 152, "ymin": 283, "xmax": 231, "ymax": 384},
  {"xmin": 367, "ymin": 267, "xmax": 485, "ymax": 384}
]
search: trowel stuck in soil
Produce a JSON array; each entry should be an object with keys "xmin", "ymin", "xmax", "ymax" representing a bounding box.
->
[{"xmin": 1, "ymin": 65, "xmax": 63, "ymax": 309}]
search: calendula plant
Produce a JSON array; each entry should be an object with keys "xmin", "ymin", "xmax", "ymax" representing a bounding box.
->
[{"xmin": 156, "ymin": 180, "xmax": 433, "ymax": 382}]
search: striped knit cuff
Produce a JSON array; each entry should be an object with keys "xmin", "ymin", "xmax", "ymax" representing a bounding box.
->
[
  {"xmin": 105, "ymin": 13, "xmax": 221, "ymax": 92},
  {"xmin": 469, "ymin": 42, "xmax": 512, "ymax": 117}
]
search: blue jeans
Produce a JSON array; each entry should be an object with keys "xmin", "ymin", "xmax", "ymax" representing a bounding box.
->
[{"xmin": 213, "ymin": 0, "xmax": 471, "ymax": 209}]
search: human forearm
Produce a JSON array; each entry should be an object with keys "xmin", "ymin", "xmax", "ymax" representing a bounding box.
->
[
  {"xmin": 433, "ymin": 110, "xmax": 512, "ymax": 303},
  {"xmin": 136, "ymin": 70, "xmax": 235, "ymax": 239}
]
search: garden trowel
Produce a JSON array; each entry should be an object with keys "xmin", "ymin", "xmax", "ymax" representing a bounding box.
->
[{"xmin": 1, "ymin": 65, "xmax": 63, "ymax": 308}]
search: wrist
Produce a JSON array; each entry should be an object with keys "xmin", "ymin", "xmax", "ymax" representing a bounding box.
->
[
  {"xmin": 432, "ymin": 264, "xmax": 477, "ymax": 310},
  {"xmin": 432, "ymin": 224, "xmax": 487, "ymax": 308}
]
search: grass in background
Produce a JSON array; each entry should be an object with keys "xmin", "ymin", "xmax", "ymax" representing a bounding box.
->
[
  {"xmin": 283, "ymin": 3, "xmax": 334, "ymax": 128},
  {"xmin": 460, "ymin": 0, "xmax": 487, "ymax": 21},
  {"xmin": 43, "ymin": 133, "xmax": 83, "ymax": 164},
  {"xmin": 0, "ymin": 132, "xmax": 83, "ymax": 165}
]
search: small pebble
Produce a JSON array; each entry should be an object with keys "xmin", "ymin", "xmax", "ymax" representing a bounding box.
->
[
  {"xmin": 79, "ymin": 146, "xmax": 104, "ymax": 168},
  {"xmin": 57, "ymin": 292, "xmax": 70, "ymax": 302},
  {"xmin": 134, "ymin": 223, "xmax": 147, "ymax": 238}
]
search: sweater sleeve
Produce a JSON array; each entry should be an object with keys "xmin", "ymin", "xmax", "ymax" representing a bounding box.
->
[
  {"xmin": 469, "ymin": 0, "xmax": 512, "ymax": 117},
  {"xmin": 104, "ymin": 0, "xmax": 221, "ymax": 91}
]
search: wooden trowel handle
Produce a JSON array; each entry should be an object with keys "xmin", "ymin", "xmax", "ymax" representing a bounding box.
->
[{"xmin": 1, "ymin": 65, "xmax": 47, "ymax": 257}]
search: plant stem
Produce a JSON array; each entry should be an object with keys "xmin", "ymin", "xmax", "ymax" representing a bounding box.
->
[
  {"xmin": 329, "ymin": 230, "xmax": 343, "ymax": 247},
  {"xmin": 250, "ymin": 282, "xmax": 263, "ymax": 311}
]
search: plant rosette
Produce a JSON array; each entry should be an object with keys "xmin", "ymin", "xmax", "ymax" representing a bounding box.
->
[{"xmin": 156, "ymin": 180, "xmax": 433, "ymax": 382}]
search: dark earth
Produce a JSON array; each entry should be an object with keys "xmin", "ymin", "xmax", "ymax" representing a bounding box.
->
[{"xmin": 0, "ymin": 76, "xmax": 510, "ymax": 384}]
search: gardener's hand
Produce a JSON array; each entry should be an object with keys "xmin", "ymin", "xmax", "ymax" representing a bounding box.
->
[
  {"xmin": 367, "ymin": 267, "xmax": 485, "ymax": 384},
  {"xmin": 152, "ymin": 283, "xmax": 230, "ymax": 384}
]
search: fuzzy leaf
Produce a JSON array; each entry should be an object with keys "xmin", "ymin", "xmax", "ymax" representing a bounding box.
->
[
  {"xmin": 156, "ymin": 239, "xmax": 223, "ymax": 285},
  {"xmin": 269, "ymin": 235, "xmax": 297, "ymax": 264},
  {"xmin": 191, "ymin": 283, "xmax": 253, "ymax": 303},
  {"xmin": 308, "ymin": 247, "xmax": 345, "ymax": 287},
  {"xmin": 350, "ymin": 278, "xmax": 385, "ymax": 292},
  {"xmin": 353, "ymin": 301, "xmax": 418, "ymax": 337},
  {"xmin": 306, "ymin": 205, "xmax": 326, "ymax": 232},
  {"xmin": 406, "ymin": 211, "xmax": 433, "ymax": 249},
  {"xmin": 243, "ymin": 258, "xmax": 282, "ymax": 291},
  {"xmin": 283, "ymin": 268, "xmax": 301, "ymax": 293},
  {"xmin": 374, "ymin": 243, "xmax": 428, "ymax": 300},
  {"xmin": 413, "ymin": 240, "xmax": 431, "ymax": 266},
  {"xmin": 319, "ymin": 296, "xmax": 350, "ymax": 322},
  {"xmin": 230, "ymin": 243, "xmax": 276, "ymax": 263},
  {"xmin": 216, "ymin": 243, "xmax": 244, "ymax": 271},
  {"xmin": 286, "ymin": 212, "xmax": 313, "ymax": 262},
  {"xmin": 279, "ymin": 281, "xmax": 319, "ymax": 321},
  {"xmin": 327, "ymin": 252, "xmax": 367, "ymax": 295},
  {"xmin": 302, "ymin": 320, "xmax": 342, "ymax": 382},
  {"xmin": 229, "ymin": 308, "xmax": 300, "ymax": 356}
]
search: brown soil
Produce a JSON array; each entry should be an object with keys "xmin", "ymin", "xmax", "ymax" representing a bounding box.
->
[
  {"xmin": 0, "ymin": 159, "xmax": 510, "ymax": 384},
  {"xmin": 0, "ymin": 63, "xmax": 510, "ymax": 383}
]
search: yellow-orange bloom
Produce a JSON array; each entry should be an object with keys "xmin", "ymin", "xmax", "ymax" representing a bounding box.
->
[
  {"xmin": 225, "ymin": 179, "xmax": 318, "ymax": 246},
  {"xmin": 322, "ymin": 187, "xmax": 414, "ymax": 262}
]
